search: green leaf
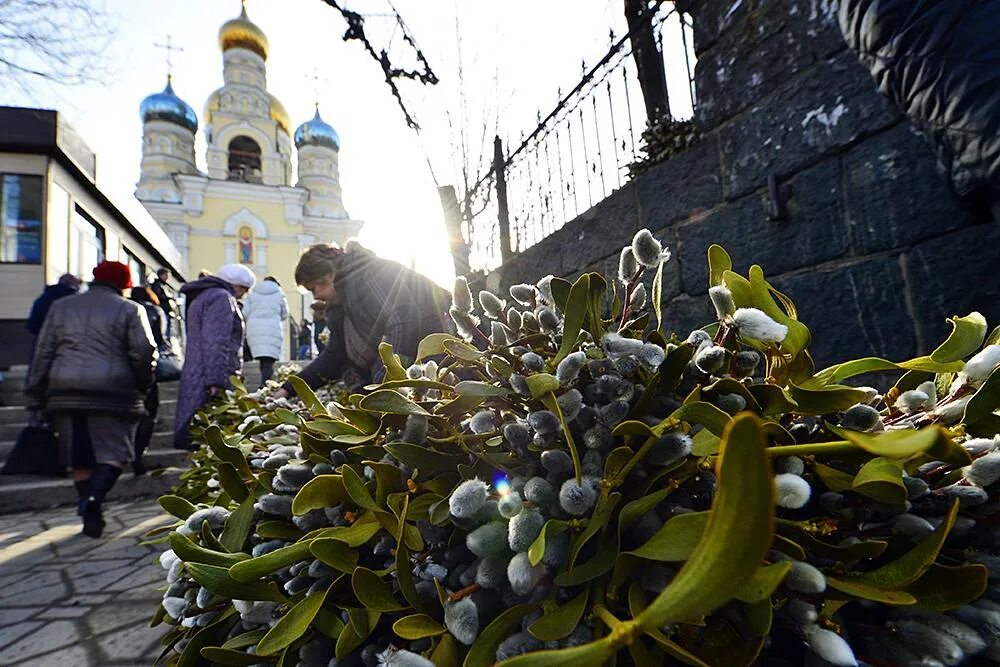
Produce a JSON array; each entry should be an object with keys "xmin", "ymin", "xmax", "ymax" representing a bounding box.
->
[
  {"xmin": 553, "ymin": 274, "xmax": 590, "ymax": 367},
  {"xmin": 585, "ymin": 273, "xmax": 608, "ymax": 341},
  {"xmin": 625, "ymin": 512, "xmax": 708, "ymax": 562},
  {"xmin": 217, "ymin": 462, "xmax": 250, "ymax": 502},
  {"xmin": 204, "ymin": 426, "xmax": 253, "ymax": 478},
  {"xmin": 904, "ymin": 564, "xmax": 988, "ymax": 611},
  {"xmin": 186, "ymin": 563, "xmax": 285, "ymax": 602},
  {"xmin": 832, "ymin": 425, "xmax": 970, "ymax": 465},
  {"xmin": 379, "ymin": 341, "xmax": 409, "ymax": 381},
  {"xmin": 257, "ymin": 586, "xmax": 329, "ymax": 655},
  {"xmin": 222, "ymin": 629, "xmax": 267, "ymax": 650},
  {"xmin": 497, "ymin": 635, "xmax": 617, "ymax": 667},
  {"xmin": 553, "ymin": 535, "xmax": 618, "ymax": 586},
  {"xmin": 541, "ymin": 392, "xmax": 583, "ymax": 482},
  {"xmin": 526, "ymin": 373, "xmax": 560, "ymax": 399},
  {"xmin": 367, "ymin": 378, "xmax": 454, "ymax": 392},
  {"xmin": 651, "ymin": 259, "xmax": 665, "ymax": 335},
  {"xmin": 178, "ymin": 610, "xmax": 236, "ymax": 667},
  {"xmin": 825, "ymin": 577, "xmax": 916, "ymax": 605},
  {"xmin": 550, "ymin": 277, "xmax": 573, "ymax": 311},
  {"xmin": 568, "ymin": 492, "xmax": 621, "ymax": 567},
  {"xmin": 931, "ymin": 312, "xmax": 988, "ymax": 363},
  {"xmin": 464, "ymin": 603, "xmax": 539, "ymax": 667},
  {"xmin": 309, "ymin": 537, "xmax": 359, "ymax": 572},
  {"xmin": 747, "ymin": 265, "xmax": 811, "ymax": 357},
  {"xmin": 293, "ymin": 474, "xmax": 349, "ymax": 516},
  {"xmin": 417, "ymin": 333, "xmax": 464, "ymax": 360},
  {"xmin": 200, "ymin": 647, "xmax": 265, "ymax": 665},
  {"xmin": 851, "ymin": 500, "xmax": 960, "ymax": 589},
  {"xmin": 158, "ymin": 495, "xmax": 196, "ymax": 520},
  {"xmin": 812, "ymin": 463, "xmax": 855, "ymax": 492},
  {"xmin": 286, "ymin": 375, "xmax": 328, "ymax": 416},
  {"xmin": 851, "ymin": 457, "xmax": 906, "ymax": 504},
  {"xmin": 636, "ymin": 413, "xmax": 774, "ymax": 630},
  {"xmin": 306, "ymin": 419, "xmax": 366, "ymax": 438},
  {"xmin": 315, "ymin": 520, "xmax": 382, "ymax": 548},
  {"xmin": 384, "ymin": 443, "xmax": 465, "ymax": 472},
  {"xmin": 733, "ymin": 562, "xmax": 791, "ymax": 603},
  {"xmin": 352, "ymin": 567, "xmax": 406, "ymax": 612},
  {"xmin": 528, "ymin": 587, "xmax": 589, "ymax": 641},
  {"xmin": 358, "ymin": 390, "xmax": 430, "ymax": 416},
  {"xmin": 229, "ymin": 541, "xmax": 314, "ymax": 582},
  {"xmin": 341, "ymin": 464, "xmax": 380, "ymax": 511},
  {"xmin": 748, "ymin": 384, "xmax": 799, "ymax": 416},
  {"xmin": 646, "ymin": 628, "xmax": 712, "ymax": 667},
  {"xmin": 964, "ymin": 367, "xmax": 1000, "ymax": 426},
  {"xmin": 220, "ymin": 493, "xmax": 255, "ymax": 552},
  {"xmin": 787, "ymin": 383, "xmax": 870, "ymax": 415},
  {"xmin": 454, "ymin": 380, "xmax": 511, "ymax": 397},
  {"xmin": 618, "ymin": 486, "xmax": 674, "ymax": 540},
  {"xmin": 168, "ymin": 532, "xmax": 249, "ymax": 568},
  {"xmin": 392, "ymin": 613, "xmax": 445, "ymax": 640},
  {"xmin": 443, "ymin": 338, "xmax": 484, "ymax": 361},
  {"xmin": 335, "ymin": 609, "xmax": 381, "ymax": 660},
  {"xmin": 431, "ymin": 632, "xmax": 462, "ymax": 667},
  {"xmin": 435, "ymin": 394, "xmax": 486, "ymax": 419},
  {"xmin": 707, "ymin": 244, "xmax": 732, "ymax": 287},
  {"xmin": 803, "ymin": 357, "xmax": 963, "ymax": 389},
  {"xmin": 528, "ymin": 519, "xmax": 568, "ymax": 566},
  {"xmin": 669, "ymin": 402, "xmax": 731, "ymax": 436}
]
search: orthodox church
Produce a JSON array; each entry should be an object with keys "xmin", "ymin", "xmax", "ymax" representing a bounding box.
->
[{"xmin": 135, "ymin": 5, "xmax": 362, "ymax": 326}]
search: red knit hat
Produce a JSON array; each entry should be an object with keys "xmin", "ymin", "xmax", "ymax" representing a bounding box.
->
[{"xmin": 92, "ymin": 260, "xmax": 133, "ymax": 290}]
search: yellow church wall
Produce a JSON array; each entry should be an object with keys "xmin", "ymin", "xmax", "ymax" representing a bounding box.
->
[{"xmin": 181, "ymin": 196, "xmax": 310, "ymax": 361}]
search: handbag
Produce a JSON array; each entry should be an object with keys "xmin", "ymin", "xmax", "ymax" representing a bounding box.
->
[
  {"xmin": 1, "ymin": 413, "xmax": 63, "ymax": 477},
  {"xmin": 156, "ymin": 350, "xmax": 183, "ymax": 382}
]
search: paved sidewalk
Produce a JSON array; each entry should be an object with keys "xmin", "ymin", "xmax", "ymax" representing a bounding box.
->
[{"xmin": 0, "ymin": 500, "xmax": 171, "ymax": 665}]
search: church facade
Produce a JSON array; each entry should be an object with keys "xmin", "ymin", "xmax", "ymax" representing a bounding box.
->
[{"xmin": 135, "ymin": 6, "xmax": 362, "ymax": 330}]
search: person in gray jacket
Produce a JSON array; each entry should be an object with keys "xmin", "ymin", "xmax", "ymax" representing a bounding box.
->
[{"xmin": 26, "ymin": 261, "xmax": 157, "ymax": 538}]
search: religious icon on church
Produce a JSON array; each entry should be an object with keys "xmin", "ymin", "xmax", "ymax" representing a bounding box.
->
[{"xmin": 239, "ymin": 226, "xmax": 253, "ymax": 265}]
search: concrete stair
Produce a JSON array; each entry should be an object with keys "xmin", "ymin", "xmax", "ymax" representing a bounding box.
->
[{"xmin": 0, "ymin": 361, "xmax": 263, "ymax": 514}]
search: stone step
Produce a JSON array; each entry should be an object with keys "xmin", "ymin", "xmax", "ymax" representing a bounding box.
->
[
  {"xmin": 0, "ymin": 463, "xmax": 185, "ymax": 514},
  {"xmin": 0, "ymin": 428, "xmax": 180, "ymax": 463},
  {"xmin": 1, "ymin": 446, "xmax": 188, "ymax": 474}
]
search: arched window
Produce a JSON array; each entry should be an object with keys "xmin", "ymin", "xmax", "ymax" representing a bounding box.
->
[{"xmin": 228, "ymin": 136, "xmax": 262, "ymax": 182}]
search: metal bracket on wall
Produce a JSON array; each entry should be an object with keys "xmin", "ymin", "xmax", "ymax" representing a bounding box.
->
[{"xmin": 767, "ymin": 173, "xmax": 790, "ymax": 221}]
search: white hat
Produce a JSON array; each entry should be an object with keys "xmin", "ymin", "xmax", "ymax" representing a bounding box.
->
[{"xmin": 216, "ymin": 263, "xmax": 257, "ymax": 289}]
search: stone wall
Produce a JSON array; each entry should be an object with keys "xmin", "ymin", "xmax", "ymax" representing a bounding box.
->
[{"xmin": 484, "ymin": 0, "xmax": 1000, "ymax": 368}]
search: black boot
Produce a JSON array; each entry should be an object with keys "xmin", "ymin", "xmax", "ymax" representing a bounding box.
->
[
  {"xmin": 74, "ymin": 480, "xmax": 89, "ymax": 516},
  {"xmin": 80, "ymin": 464, "xmax": 122, "ymax": 538}
]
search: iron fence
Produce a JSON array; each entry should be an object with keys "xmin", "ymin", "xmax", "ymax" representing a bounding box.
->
[{"xmin": 463, "ymin": 3, "xmax": 697, "ymax": 272}]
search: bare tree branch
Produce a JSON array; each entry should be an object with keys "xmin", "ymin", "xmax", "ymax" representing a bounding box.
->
[{"xmin": 0, "ymin": 0, "xmax": 115, "ymax": 94}]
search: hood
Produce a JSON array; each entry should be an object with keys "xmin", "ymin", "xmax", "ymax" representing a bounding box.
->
[
  {"xmin": 180, "ymin": 276, "xmax": 234, "ymax": 305},
  {"xmin": 44, "ymin": 283, "xmax": 79, "ymax": 298},
  {"xmin": 252, "ymin": 280, "xmax": 282, "ymax": 296}
]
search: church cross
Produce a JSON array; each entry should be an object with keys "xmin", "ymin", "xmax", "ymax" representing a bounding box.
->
[{"xmin": 153, "ymin": 35, "xmax": 184, "ymax": 80}]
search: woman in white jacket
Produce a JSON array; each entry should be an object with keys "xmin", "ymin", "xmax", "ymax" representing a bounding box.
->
[{"xmin": 243, "ymin": 276, "xmax": 289, "ymax": 387}]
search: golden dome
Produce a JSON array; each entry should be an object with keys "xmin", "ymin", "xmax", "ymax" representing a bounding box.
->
[
  {"xmin": 218, "ymin": 6, "xmax": 269, "ymax": 60},
  {"xmin": 269, "ymin": 94, "xmax": 290, "ymax": 135}
]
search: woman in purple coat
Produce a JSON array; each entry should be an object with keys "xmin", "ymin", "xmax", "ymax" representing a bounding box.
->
[{"xmin": 174, "ymin": 264, "xmax": 255, "ymax": 450}]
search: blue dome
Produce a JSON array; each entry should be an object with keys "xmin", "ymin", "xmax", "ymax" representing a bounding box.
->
[
  {"xmin": 294, "ymin": 108, "xmax": 340, "ymax": 151},
  {"xmin": 140, "ymin": 78, "xmax": 198, "ymax": 132}
]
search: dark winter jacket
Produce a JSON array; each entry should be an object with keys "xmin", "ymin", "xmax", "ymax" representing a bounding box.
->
[
  {"xmin": 174, "ymin": 277, "xmax": 245, "ymax": 448},
  {"xmin": 839, "ymin": 0, "xmax": 1000, "ymax": 200},
  {"xmin": 290, "ymin": 246, "xmax": 452, "ymax": 392},
  {"xmin": 26, "ymin": 283, "xmax": 157, "ymax": 414},
  {"xmin": 151, "ymin": 279, "xmax": 178, "ymax": 318},
  {"xmin": 26, "ymin": 283, "xmax": 79, "ymax": 335}
]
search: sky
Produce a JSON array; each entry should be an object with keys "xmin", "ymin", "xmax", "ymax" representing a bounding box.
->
[{"xmin": 5, "ymin": 0, "xmax": 691, "ymax": 288}]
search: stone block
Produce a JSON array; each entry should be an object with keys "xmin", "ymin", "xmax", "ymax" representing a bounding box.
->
[
  {"xmin": 676, "ymin": 156, "xmax": 848, "ymax": 295},
  {"xmin": 771, "ymin": 256, "xmax": 918, "ymax": 368},
  {"xmin": 717, "ymin": 52, "xmax": 898, "ymax": 200},
  {"xmin": 902, "ymin": 224, "xmax": 1000, "ymax": 352},
  {"xmin": 843, "ymin": 123, "xmax": 975, "ymax": 255},
  {"xmin": 635, "ymin": 138, "xmax": 723, "ymax": 226},
  {"xmin": 664, "ymin": 293, "xmax": 717, "ymax": 339},
  {"xmin": 694, "ymin": 0, "xmax": 844, "ymax": 129}
]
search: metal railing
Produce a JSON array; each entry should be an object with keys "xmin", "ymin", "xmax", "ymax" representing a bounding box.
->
[{"xmin": 463, "ymin": 3, "xmax": 697, "ymax": 272}]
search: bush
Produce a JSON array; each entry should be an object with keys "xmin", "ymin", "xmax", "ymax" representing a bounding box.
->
[{"xmin": 149, "ymin": 230, "xmax": 1000, "ymax": 666}]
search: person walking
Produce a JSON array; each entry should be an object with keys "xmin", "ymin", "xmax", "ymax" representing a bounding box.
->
[
  {"xmin": 297, "ymin": 320, "xmax": 313, "ymax": 360},
  {"xmin": 129, "ymin": 286, "xmax": 167, "ymax": 474},
  {"xmin": 274, "ymin": 241, "xmax": 452, "ymax": 396},
  {"xmin": 310, "ymin": 300, "xmax": 328, "ymax": 353},
  {"xmin": 243, "ymin": 275, "xmax": 289, "ymax": 387},
  {"xmin": 26, "ymin": 273, "xmax": 82, "ymax": 338},
  {"xmin": 174, "ymin": 264, "xmax": 255, "ymax": 451},
  {"xmin": 150, "ymin": 268, "xmax": 179, "ymax": 344},
  {"xmin": 26, "ymin": 261, "xmax": 156, "ymax": 538}
]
